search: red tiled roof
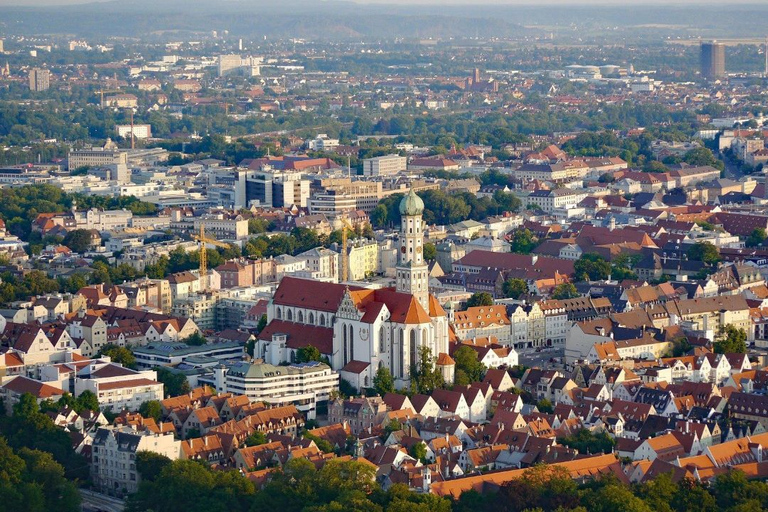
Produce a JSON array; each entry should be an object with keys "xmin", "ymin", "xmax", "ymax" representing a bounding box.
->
[
  {"xmin": 2, "ymin": 375, "xmax": 64, "ymax": 398},
  {"xmin": 257, "ymin": 320, "xmax": 334, "ymax": 355},
  {"xmin": 97, "ymin": 378, "xmax": 160, "ymax": 391}
]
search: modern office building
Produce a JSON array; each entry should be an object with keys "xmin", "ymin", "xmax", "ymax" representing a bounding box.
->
[
  {"xmin": 362, "ymin": 154, "xmax": 408, "ymax": 177},
  {"xmin": 245, "ymin": 168, "xmax": 310, "ymax": 208},
  {"xmin": 115, "ymin": 124, "xmax": 152, "ymax": 140},
  {"xmin": 701, "ymin": 41, "xmax": 725, "ymax": 79},
  {"xmin": 28, "ymin": 68, "xmax": 50, "ymax": 91},
  {"xmin": 207, "ymin": 360, "xmax": 339, "ymax": 419},
  {"xmin": 217, "ymin": 54, "xmax": 242, "ymax": 77}
]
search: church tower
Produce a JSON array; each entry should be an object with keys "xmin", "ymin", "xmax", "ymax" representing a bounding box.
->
[{"xmin": 396, "ymin": 189, "xmax": 430, "ymax": 310}]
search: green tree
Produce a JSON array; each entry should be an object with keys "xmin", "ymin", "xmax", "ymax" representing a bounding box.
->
[
  {"xmin": 156, "ymin": 367, "xmax": 190, "ymax": 398},
  {"xmin": 136, "ymin": 451, "xmax": 172, "ymax": 482},
  {"xmin": 502, "ymin": 278, "xmax": 528, "ymax": 299},
  {"xmin": 296, "ymin": 345, "xmax": 324, "ymax": 363},
  {"xmin": 714, "ymin": 325, "xmax": 748, "ymax": 354},
  {"xmin": 256, "ymin": 314, "xmax": 268, "ymax": 334},
  {"xmin": 74, "ymin": 390, "xmax": 99, "ymax": 413},
  {"xmin": 510, "ymin": 228, "xmax": 539, "ymax": 254},
  {"xmin": 410, "ymin": 345, "xmax": 444, "ymax": 394},
  {"xmin": 746, "ymin": 228, "xmax": 767, "ymax": 248},
  {"xmin": 453, "ymin": 345, "xmax": 486, "ymax": 384},
  {"xmin": 552, "ymin": 283, "xmax": 579, "ymax": 300},
  {"xmin": 466, "ymin": 292, "xmax": 494, "ymax": 308},
  {"xmin": 138, "ymin": 400, "xmax": 162, "ymax": 422},
  {"xmin": 373, "ymin": 366, "xmax": 395, "ymax": 396},
  {"xmin": 684, "ymin": 147, "xmax": 724, "ymax": 170},
  {"xmin": 245, "ymin": 431, "xmax": 267, "ymax": 447},
  {"xmin": 248, "ymin": 217, "xmax": 270, "ymax": 234},
  {"xmin": 687, "ymin": 241, "xmax": 721, "ymax": 265},
  {"xmin": 423, "ymin": 242, "xmax": 437, "ymax": 261},
  {"xmin": 62, "ymin": 229, "xmax": 93, "ymax": 253},
  {"xmin": 98, "ymin": 343, "xmax": 137, "ymax": 369},
  {"xmin": 126, "ymin": 459, "xmax": 255, "ymax": 512},
  {"xmin": 558, "ymin": 429, "xmax": 616, "ymax": 455},
  {"xmin": 574, "ymin": 253, "xmax": 612, "ymax": 281},
  {"xmin": 536, "ymin": 398, "xmax": 554, "ymax": 413},
  {"xmin": 409, "ymin": 442, "xmax": 427, "ymax": 463},
  {"xmin": 582, "ymin": 480, "xmax": 652, "ymax": 512},
  {"xmin": 182, "ymin": 332, "xmax": 207, "ymax": 346}
]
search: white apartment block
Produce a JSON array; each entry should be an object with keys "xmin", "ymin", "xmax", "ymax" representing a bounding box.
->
[
  {"xmin": 115, "ymin": 124, "xmax": 152, "ymax": 140},
  {"xmin": 92, "ymin": 426, "xmax": 181, "ymax": 496},
  {"xmin": 209, "ymin": 360, "xmax": 339, "ymax": 419},
  {"xmin": 363, "ymin": 154, "xmax": 407, "ymax": 177},
  {"xmin": 306, "ymin": 134, "xmax": 339, "ymax": 152},
  {"xmin": 73, "ymin": 365, "xmax": 163, "ymax": 412},
  {"xmin": 193, "ymin": 214, "xmax": 249, "ymax": 240}
]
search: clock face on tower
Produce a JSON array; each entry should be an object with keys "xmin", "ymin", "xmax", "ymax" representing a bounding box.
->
[
  {"xmin": 416, "ymin": 246, "xmax": 423, "ymax": 253},
  {"xmin": 401, "ymin": 247, "xmax": 406, "ymax": 253}
]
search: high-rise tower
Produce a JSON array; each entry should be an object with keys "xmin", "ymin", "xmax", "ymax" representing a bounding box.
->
[{"xmin": 701, "ymin": 41, "xmax": 725, "ymax": 79}]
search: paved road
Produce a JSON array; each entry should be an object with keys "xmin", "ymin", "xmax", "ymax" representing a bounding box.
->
[{"xmin": 80, "ymin": 489, "xmax": 125, "ymax": 512}]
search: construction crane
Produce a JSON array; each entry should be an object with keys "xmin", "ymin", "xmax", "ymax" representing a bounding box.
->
[
  {"xmin": 95, "ymin": 89, "xmax": 121, "ymax": 108},
  {"xmin": 193, "ymin": 223, "xmax": 231, "ymax": 290},
  {"xmin": 340, "ymin": 218, "xmax": 356, "ymax": 283}
]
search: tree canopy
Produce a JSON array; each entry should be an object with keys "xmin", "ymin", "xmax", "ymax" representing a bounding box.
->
[{"xmin": 466, "ymin": 292, "xmax": 494, "ymax": 308}]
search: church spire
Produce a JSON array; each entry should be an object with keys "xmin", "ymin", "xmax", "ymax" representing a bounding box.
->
[{"xmin": 396, "ymin": 188, "xmax": 429, "ymax": 310}]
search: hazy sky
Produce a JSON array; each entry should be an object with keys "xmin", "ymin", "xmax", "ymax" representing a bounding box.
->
[{"xmin": 0, "ymin": 0, "xmax": 765, "ymax": 5}]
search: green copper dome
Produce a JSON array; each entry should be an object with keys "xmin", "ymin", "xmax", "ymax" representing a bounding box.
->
[{"xmin": 399, "ymin": 188, "xmax": 424, "ymax": 216}]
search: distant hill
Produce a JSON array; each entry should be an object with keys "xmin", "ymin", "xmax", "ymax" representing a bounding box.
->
[{"xmin": 0, "ymin": 1, "xmax": 767, "ymax": 40}]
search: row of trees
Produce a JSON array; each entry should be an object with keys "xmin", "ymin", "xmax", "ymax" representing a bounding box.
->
[
  {"xmin": 124, "ymin": 448, "xmax": 768, "ymax": 512},
  {"xmin": 371, "ymin": 189, "xmax": 521, "ymax": 228}
]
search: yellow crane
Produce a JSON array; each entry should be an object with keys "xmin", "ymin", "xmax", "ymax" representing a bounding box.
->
[
  {"xmin": 193, "ymin": 223, "xmax": 231, "ymax": 290},
  {"xmin": 95, "ymin": 89, "xmax": 121, "ymax": 107},
  {"xmin": 340, "ymin": 218, "xmax": 357, "ymax": 282}
]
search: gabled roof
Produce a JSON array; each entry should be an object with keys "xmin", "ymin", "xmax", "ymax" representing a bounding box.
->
[{"xmin": 1, "ymin": 375, "xmax": 64, "ymax": 399}]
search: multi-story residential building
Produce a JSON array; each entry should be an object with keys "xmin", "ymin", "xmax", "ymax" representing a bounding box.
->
[
  {"xmin": 526, "ymin": 189, "xmax": 588, "ymax": 213},
  {"xmin": 328, "ymin": 396, "xmax": 388, "ymax": 435},
  {"xmin": 217, "ymin": 260, "xmax": 255, "ymax": 288},
  {"xmin": 297, "ymin": 247, "xmax": 340, "ymax": 282},
  {"xmin": 170, "ymin": 291, "xmax": 219, "ymax": 330},
  {"xmin": 167, "ymin": 271, "xmax": 201, "ymax": 301},
  {"xmin": 538, "ymin": 300, "xmax": 571, "ymax": 348},
  {"xmin": 343, "ymin": 238, "xmax": 379, "ymax": 280},
  {"xmin": 452, "ymin": 305, "xmax": 511, "ymax": 344},
  {"xmin": 508, "ymin": 302, "xmax": 546, "ymax": 349},
  {"xmin": 28, "ymin": 68, "xmax": 50, "ymax": 91},
  {"xmin": 120, "ymin": 278, "xmax": 172, "ymax": 313},
  {"xmin": 217, "ymin": 54, "xmax": 243, "ymax": 76},
  {"xmin": 69, "ymin": 362, "xmax": 162, "ymax": 411},
  {"xmin": 363, "ymin": 154, "xmax": 408, "ymax": 177},
  {"xmin": 208, "ymin": 361, "xmax": 339, "ymax": 419},
  {"xmin": 91, "ymin": 426, "xmax": 180, "ymax": 496}
]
